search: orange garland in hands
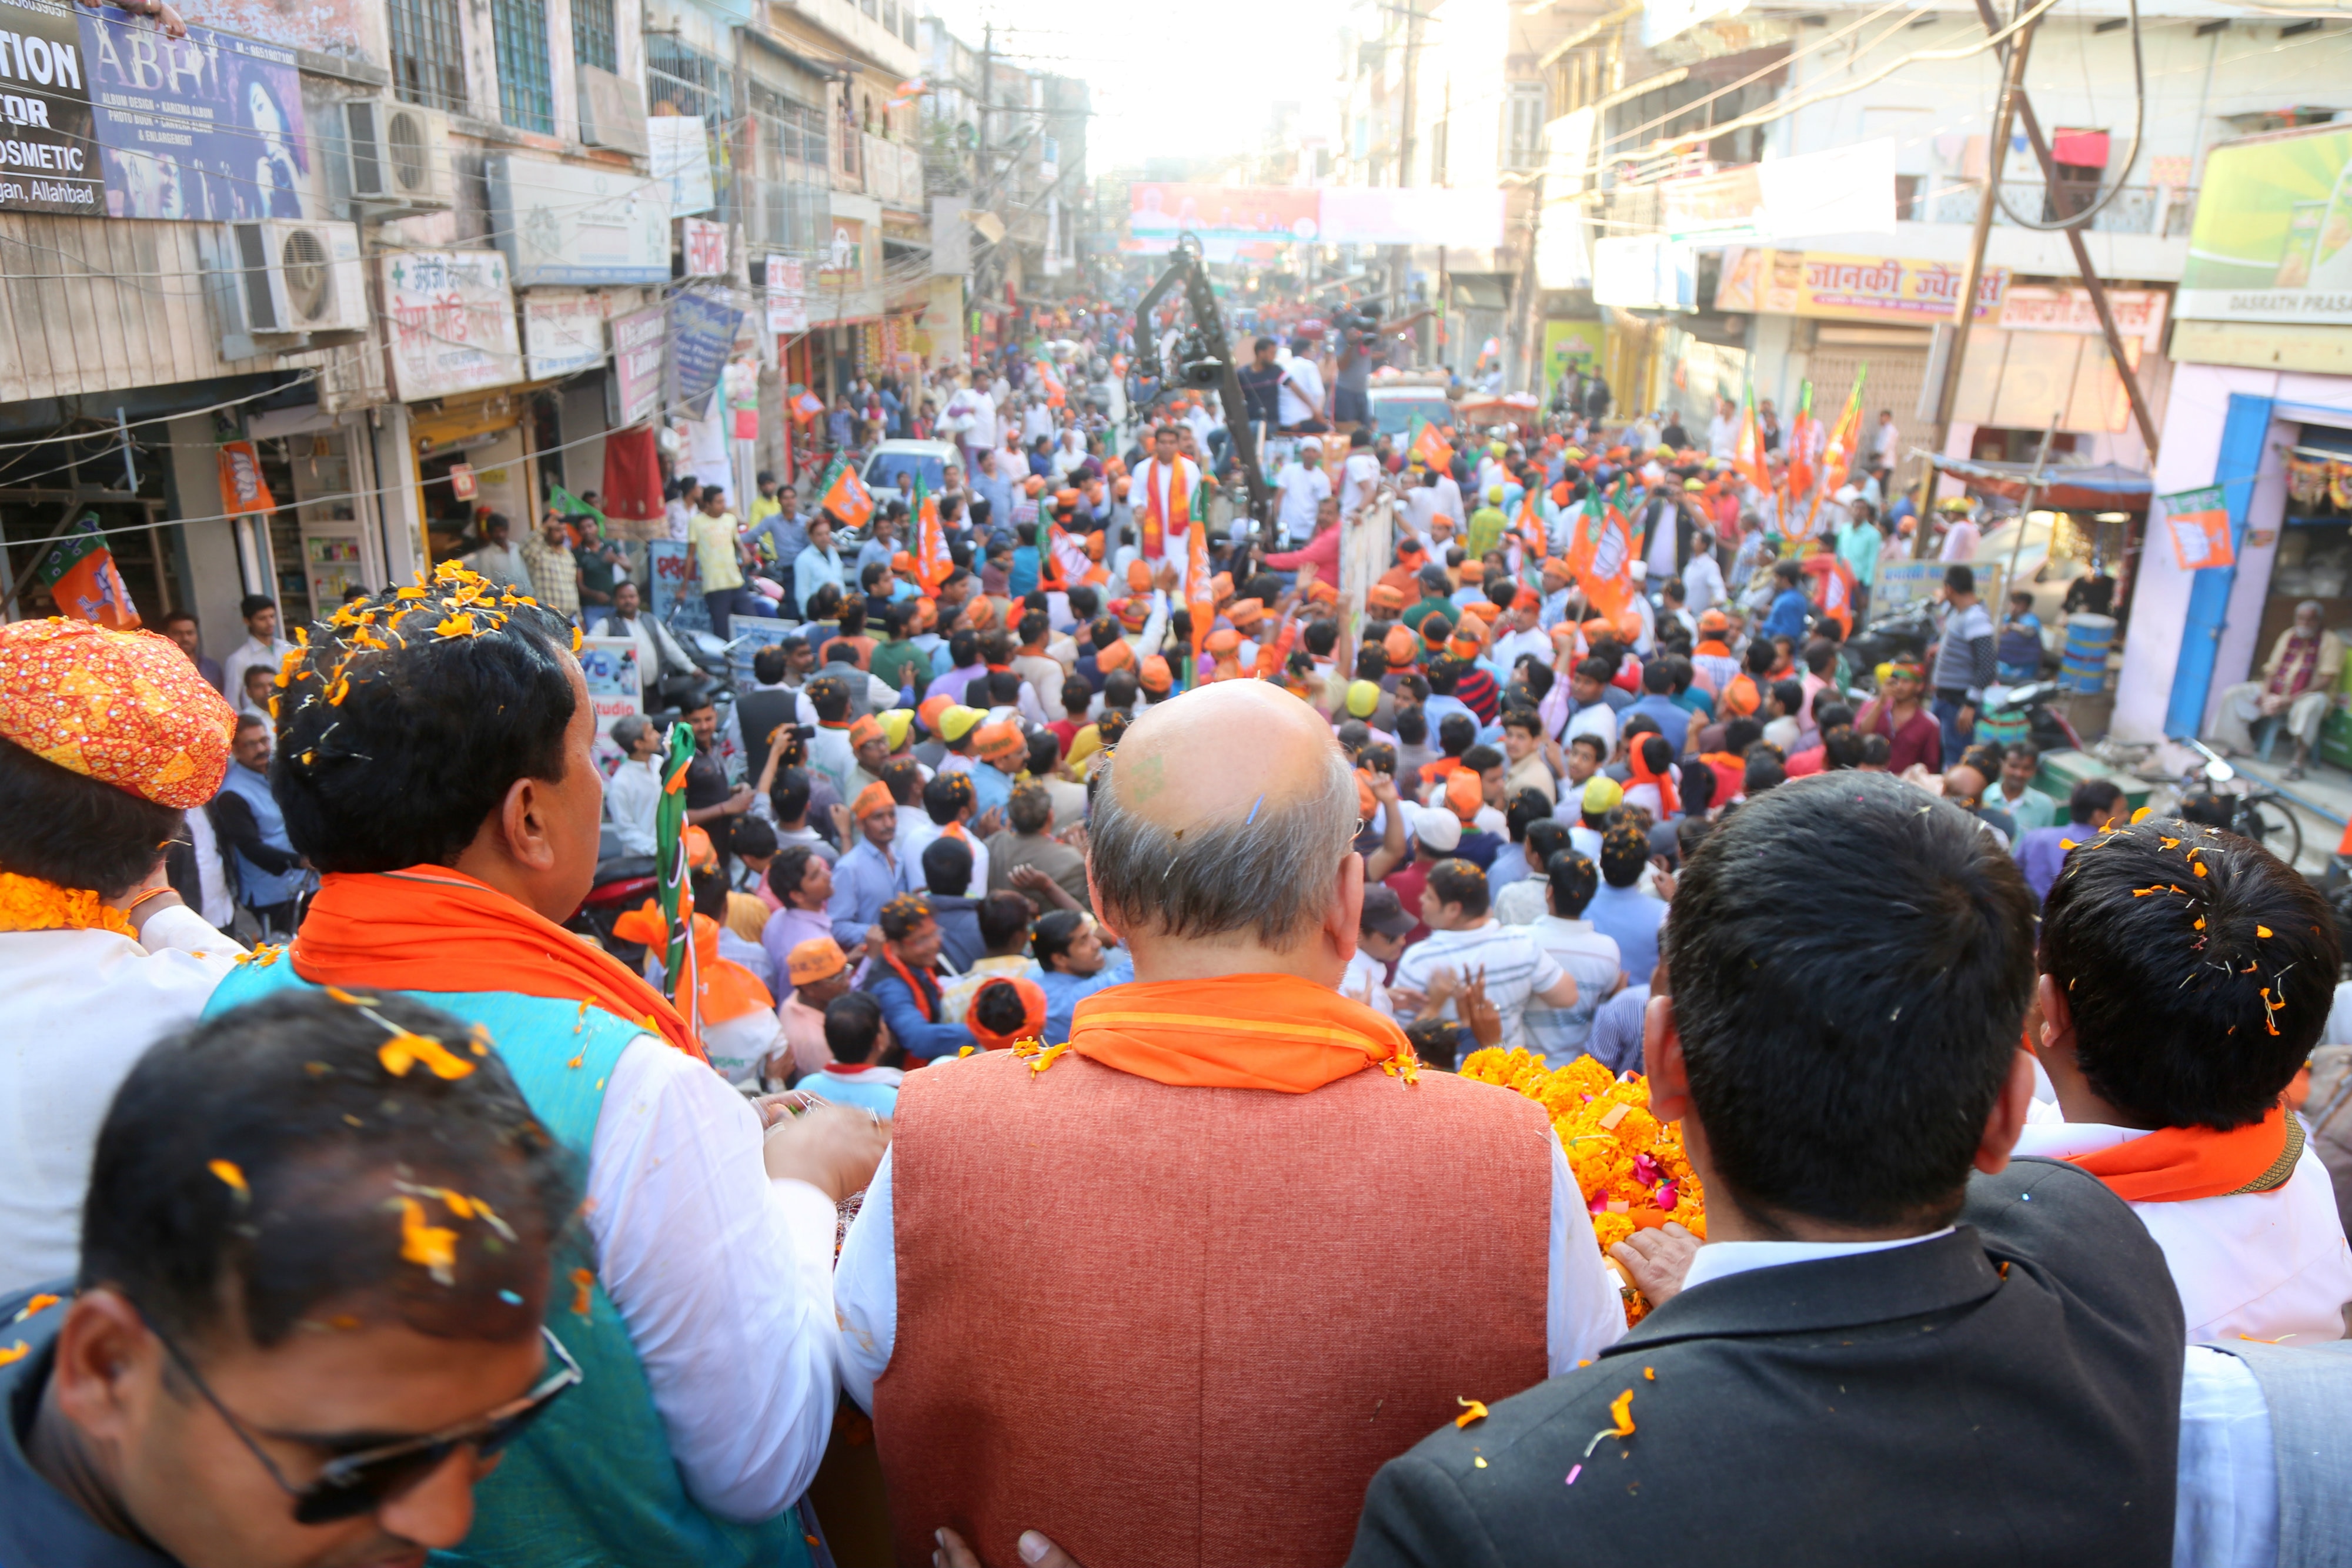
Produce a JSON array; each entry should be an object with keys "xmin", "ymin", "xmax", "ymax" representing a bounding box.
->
[{"xmin": 1460, "ymin": 1048, "xmax": 1707, "ymax": 1325}]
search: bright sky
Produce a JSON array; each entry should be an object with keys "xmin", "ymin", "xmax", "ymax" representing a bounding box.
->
[{"xmin": 923, "ymin": 0, "xmax": 1348, "ymax": 170}]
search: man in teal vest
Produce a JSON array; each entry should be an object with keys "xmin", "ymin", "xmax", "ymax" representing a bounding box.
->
[{"xmin": 208, "ymin": 561, "xmax": 888, "ymax": 1568}]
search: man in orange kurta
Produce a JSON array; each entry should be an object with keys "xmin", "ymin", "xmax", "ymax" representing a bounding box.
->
[{"xmin": 834, "ymin": 681, "xmax": 1624, "ymax": 1568}]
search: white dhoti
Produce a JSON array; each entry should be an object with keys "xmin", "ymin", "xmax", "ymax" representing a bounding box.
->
[{"xmin": 2211, "ymin": 683, "xmax": 2331, "ymax": 754}]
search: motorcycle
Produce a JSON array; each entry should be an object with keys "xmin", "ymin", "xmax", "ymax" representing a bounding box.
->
[
  {"xmin": 1845, "ymin": 601, "xmax": 1936, "ymax": 683},
  {"xmin": 2176, "ymin": 738, "xmax": 2306, "ymax": 868},
  {"xmin": 1973, "ymin": 679, "xmax": 2083, "ymax": 759}
]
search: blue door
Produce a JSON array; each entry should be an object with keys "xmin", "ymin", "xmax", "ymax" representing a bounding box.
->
[{"xmin": 2165, "ymin": 393, "xmax": 2274, "ymax": 738}]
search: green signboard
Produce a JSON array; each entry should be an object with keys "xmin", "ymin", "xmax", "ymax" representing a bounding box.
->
[{"xmin": 2178, "ymin": 125, "xmax": 2352, "ymax": 326}]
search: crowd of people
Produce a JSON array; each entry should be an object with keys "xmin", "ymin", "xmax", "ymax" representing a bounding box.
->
[{"xmin": 4, "ymin": 320, "xmax": 2351, "ymax": 1568}]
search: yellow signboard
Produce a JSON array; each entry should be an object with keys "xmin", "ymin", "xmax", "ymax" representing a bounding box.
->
[{"xmin": 1715, "ymin": 246, "xmax": 2008, "ymax": 325}]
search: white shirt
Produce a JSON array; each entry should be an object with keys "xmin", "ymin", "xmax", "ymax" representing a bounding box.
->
[
  {"xmin": 1566, "ymin": 699, "xmax": 1619, "ymax": 754},
  {"xmin": 1682, "ymin": 552, "xmax": 1725, "ymax": 616},
  {"xmin": 1338, "ymin": 451, "xmax": 1382, "ymax": 518},
  {"xmin": 584, "ymin": 1037, "xmax": 841, "ymax": 1519},
  {"xmin": 220, "ymin": 633, "xmax": 295, "ymax": 714},
  {"xmin": 183, "ymin": 807, "xmax": 235, "ymax": 928},
  {"xmin": 2012, "ymin": 1109, "xmax": 2352, "ymax": 1346},
  {"xmin": 896, "ymin": 818, "xmax": 991, "ymax": 899},
  {"xmin": 1340, "ymin": 946, "xmax": 1396, "ymax": 1019},
  {"xmin": 1707, "ymin": 413, "xmax": 1739, "ymax": 460},
  {"xmin": 833, "ymin": 1108, "xmax": 1625, "ymax": 1413},
  {"xmin": 1276, "ymin": 462, "xmax": 1332, "ymax": 543},
  {"xmin": 1489, "ymin": 625, "xmax": 1552, "ymax": 677},
  {"xmin": 0, "ymin": 909, "xmax": 243, "ymax": 1294},
  {"xmin": 1391, "ymin": 920, "xmax": 1568, "ymax": 1051},
  {"xmin": 1870, "ymin": 419, "xmax": 1900, "ymax": 464},
  {"xmin": 603, "ymin": 754, "xmax": 666, "ymax": 857},
  {"xmin": 1278, "ymin": 355, "xmax": 1325, "ymax": 427}
]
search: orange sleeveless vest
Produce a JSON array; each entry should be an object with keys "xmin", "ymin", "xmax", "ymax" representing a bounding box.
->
[{"xmin": 872, "ymin": 1049, "xmax": 1552, "ymax": 1567}]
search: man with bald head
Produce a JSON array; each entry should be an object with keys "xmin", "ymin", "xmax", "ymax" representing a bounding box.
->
[{"xmin": 835, "ymin": 680, "xmax": 1623, "ymax": 1568}]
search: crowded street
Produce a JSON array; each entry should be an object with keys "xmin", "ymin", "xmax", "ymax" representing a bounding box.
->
[{"xmin": 4, "ymin": 0, "xmax": 2352, "ymax": 1563}]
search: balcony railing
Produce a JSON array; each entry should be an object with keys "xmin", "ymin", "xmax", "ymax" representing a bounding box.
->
[{"xmin": 1915, "ymin": 181, "xmax": 2196, "ymax": 238}]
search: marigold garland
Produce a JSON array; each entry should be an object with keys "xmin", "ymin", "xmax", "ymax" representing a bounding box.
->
[
  {"xmin": 1460, "ymin": 1047, "xmax": 1707, "ymax": 1325},
  {"xmin": 0, "ymin": 872, "xmax": 136, "ymax": 938}
]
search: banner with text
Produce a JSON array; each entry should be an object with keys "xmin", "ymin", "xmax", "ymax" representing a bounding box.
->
[{"xmin": 1715, "ymin": 247, "xmax": 2009, "ymax": 324}]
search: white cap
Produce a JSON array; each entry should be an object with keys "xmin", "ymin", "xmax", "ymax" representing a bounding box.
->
[
  {"xmin": 1835, "ymin": 484, "xmax": 1860, "ymax": 504},
  {"xmin": 1627, "ymin": 560, "xmax": 1648, "ymax": 581},
  {"xmin": 1415, "ymin": 805, "xmax": 1462, "ymax": 854}
]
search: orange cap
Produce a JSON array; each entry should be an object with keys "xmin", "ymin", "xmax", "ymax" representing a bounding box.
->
[
  {"xmin": 918, "ymin": 693, "xmax": 954, "ymax": 734},
  {"xmin": 1140, "ymin": 654, "xmax": 1172, "ymax": 691},
  {"xmin": 975, "ymin": 720, "xmax": 1026, "ymax": 763},
  {"xmin": 1369, "ymin": 584, "xmax": 1406, "ymax": 611},
  {"xmin": 1204, "ymin": 627, "xmax": 1241, "ymax": 656},
  {"xmin": 1383, "ymin": 625, "xmax": 1418, "ymax": 667},
  {"xmin": 1445, "ymin": 767, "xmax": 1484, "ymax": 823},
  {"xmin": 853, "ymin": 781, "xmax": 895, "ymax": 818},
  {"xmin": 1227, "ymin": 597, "xmax": 1264, "ymax": 628},
  {"xmin": 1095, "ymin": 638, "xmax": 1135, "ymax": 673},
  {"xmin": 787, "ymin": 935, "xmax": 850, "ymax": 985}
]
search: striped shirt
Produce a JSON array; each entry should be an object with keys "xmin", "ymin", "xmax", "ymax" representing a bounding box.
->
[
  {"xmin": 1391, "ymin": 921, "xmax": 1566, "ymax": 1051},
  {"xmin": 1518, "ymin": 915, "xmax": 1622, "ymax": 1061}
]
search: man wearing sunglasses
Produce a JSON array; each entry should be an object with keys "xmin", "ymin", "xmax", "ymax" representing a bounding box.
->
[{"xmin": 3, "ymin": 990, "xmax": 581, "ymax": 1568}]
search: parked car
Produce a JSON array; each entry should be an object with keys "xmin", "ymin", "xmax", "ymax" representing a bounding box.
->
[{"xmin": 1967, "ymin": 511, "xmax": 2096, "ymax": 647}]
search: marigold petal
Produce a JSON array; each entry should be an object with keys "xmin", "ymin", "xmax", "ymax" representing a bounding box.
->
[
  {"xmin": 1455, "ymin": 1397, "xmax": 1489, "ymax": 1427},
  {"xmin": 378, "ymin": 1032, "xmax": 477, "ymax": 1080},
  {"xmin": 208, "ymin": 1159, "xmax": 248, "ymax": 1196}
]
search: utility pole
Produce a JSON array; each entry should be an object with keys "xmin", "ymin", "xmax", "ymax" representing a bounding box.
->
[
  {"xmin": 1965, "ymin": 0, "xmax": 2160, "ymax": 461},
  {"xmin": 1913, "ymin": 8, "xmax": 2036, "ymax": 557}
]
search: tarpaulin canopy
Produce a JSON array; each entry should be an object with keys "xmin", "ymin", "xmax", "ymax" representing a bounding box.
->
[{"xmin": 1922, "ymin": 452, "xmax": 2152, "ymax": 511}]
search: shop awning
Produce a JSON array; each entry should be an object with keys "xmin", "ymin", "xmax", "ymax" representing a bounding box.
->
[{"xmin": 1920, "ymin": 452, "xmax": 2152, "ymax": 511}]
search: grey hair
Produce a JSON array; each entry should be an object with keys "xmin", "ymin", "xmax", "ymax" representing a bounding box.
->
[
  {"xmin": 610, "ymin": 714, "xmax": 650, "ymax": 751},
  {"xmin": 1088, "ymin": 729, "xmax": 1359, "ymax": 947},
  {"xmin": 2298, "ymin": 600, "xmax": 2325, "ymax": 618}
]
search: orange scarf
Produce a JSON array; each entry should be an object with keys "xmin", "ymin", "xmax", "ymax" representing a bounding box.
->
[
  {"xmin": 882, "ymin": 947, "xmax": 937, "ymax": 1021},
  {"xmin": 2066, "ymin": 1104, "xmax": 2300, "ymax": 1203},
  {"xmin": 611, "ymin": 902, "xmax": 774, "ymax": 1025},
  {"xmin": 1140, "ymin": 456, "xmax": 1190, "ymax": 560},
  {"xmin": 1629, "ymin": 747, "xmax": 1680, "ymax": 817},
  {"xmin": 1069, "ymin": 972, "xmax": 1414, "ymax": 1094},
  {"xmin": 295, "ymin": 868, "xmax": 706, "ymax": 1062}
]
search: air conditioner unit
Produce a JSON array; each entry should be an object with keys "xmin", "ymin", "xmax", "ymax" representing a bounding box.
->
[
  {"xmin": 579, "ymin": 65, "xmax": 649, "ymax": 157},
  {"xmin": 344, "ymin": 97, "xmax": 453, "ymax": 209},
  {"xmin": 222, "ymin": 219, "xmax": 369, "ymax": 350}
]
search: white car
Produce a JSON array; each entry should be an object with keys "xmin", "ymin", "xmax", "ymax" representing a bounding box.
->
[{"xmin": 860, "ymin": 439, "xmax": 962, "ymax": 499}]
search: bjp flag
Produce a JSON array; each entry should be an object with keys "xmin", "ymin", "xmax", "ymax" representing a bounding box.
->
[
  {"xmin": 1563, "ymin": 493, "xmax": 1635, "ymax": 624},
  {"xmin": 35, "ymin": 516, "xmax": 139, "ymax": 630},
  {"xmin": 1035, "ymin": 359, "xmax": 1067, "ymax": 409},
  {"xmin": 818, "ymin": 457, "xmax": 875, "ymax": 530},
  {"xmin": 1408, "ymin": 416, "xmax": 1453, "ymax": 473},
  {"xmin": 1733, "ymin": 386, "xmax": 1770, "ymax": 494},
  {"xmin": 1184, "ymin": 483, "xmax": 1214, "ymax": 688},
  {"xmin": 218, "ymin": 440, "xmax": 275, "ymax": 515},
  {"xmin": 912, "ymin": 480, "xmax": 953, "ymax": 592}
]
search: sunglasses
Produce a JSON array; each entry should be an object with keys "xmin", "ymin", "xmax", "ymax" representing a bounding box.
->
[{"xmin": 152, "ymin": 1318, "xmax": 582, "ymax": 1526}]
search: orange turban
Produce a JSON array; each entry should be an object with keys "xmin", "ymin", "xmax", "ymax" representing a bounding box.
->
[
  {"xmin": 975, "ymin": 721, "xmax": 1027, "ymax": 764},
  {"xmin": 967, "ymin": 975, "xmax": 1049, "ymax": 1050},
  {"xmin": 0, "ymin": 618, "xmax": 236, "ymax": 808},
  {"xmin": 1114, "ymin": 596, "xmax": 1148, "ymax": 630},
  {"xmin": 1444, "ymin": 767, "xmax": 1485, "ymax": 823},
  {"xmin": 853, "ymin": 781, "xmax": 895, "ymax": 818}
]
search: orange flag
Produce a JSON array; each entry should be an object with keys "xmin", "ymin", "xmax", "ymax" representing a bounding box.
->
[
  {"xmin": 32, "ymin": 517, "xmax": 140, "ymax": 629},
  {"xmin": 818, "ymin": 458, "xmax": 875, "ymax": 530},
  {"xmin": 1185, "ymin": 484, "xmax": 1214, "ymax": 688},
  {"xmin": 913, "ymin": 479, "xmax": 951, "ymax": 593},
  {"xmin": 1733, "ymin": 387, "xmax": 1770, "ymax": 494},
  {"xmin": 1563, "ymin": 493, "xmax": 1635, "ymax": 624}
]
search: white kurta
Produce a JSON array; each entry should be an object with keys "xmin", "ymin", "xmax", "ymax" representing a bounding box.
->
[
  {"xmin": 0, "ymin": 908, "xmax": 243, "ymax": 1295},
  {"xmin": 2014, "ymin": 1106, "xmax": 2352, "ymax": 1346}
]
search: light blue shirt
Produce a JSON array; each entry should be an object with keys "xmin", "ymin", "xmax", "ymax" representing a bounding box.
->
[
  {"xmin": 1031, "ymin": 948, "xmax": 1135, "ymax": 1044},
  {"xmin": 1585, "ymin": 881, "xmax": 1668, "ymax": 987},
  {"xmin": 1621, "ymin": 693, "xmax": 1690, "ymax": 756},
  {"xmin": 826, "ymin": 838, "xmax": 917, "ymax": 950},
  {"xmin": 810, "ymin": 1066, "xmax": 900, "ymax": 1118},
  {"xmin": 1838, "ymin": 520, "xmax": 1884, "ymax": 589},
  {"xmin": 793, "ymin": 545, "xmax": 847, "ymax": 617}
]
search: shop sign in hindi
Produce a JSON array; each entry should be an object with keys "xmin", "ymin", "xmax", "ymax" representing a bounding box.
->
[
  {"xmin": 648, "ymin": 114, "xmax": 714, "ymax": 215},
  {"xmin": 82, "ymin": 14, "xmax": 307, "ymax": 220},
  {"xmin": 1996, "ymin": 285, "xmax": 2169, "ymax": 348},
  {"xmin": 0, "ymin": 0, "xmax": 98, "ymax": 214},
  {"xmin": 1715, "ymin": 247, "xmax": 2008, "ymax": 323},
  {"xmin": 681, "ymin": 215, "xmax": 727, "ymax": 277},
  {"xmin": 766, "ymin": 256, "xmax": 807, "ymax": 333},
  {"xmin": 522, "ymin": 289, "xmax": 606, "ymax": 379},
  {"xmin": 609, "ymin": 303, "xmax": 664, "ymax": 425},
  {"xmin": 380, "ymin": 250, "xmax": 523, "ymax": 400},
  {"xmin": 667, "ymin": 285, "xmax": 741, "ymax": 420}
]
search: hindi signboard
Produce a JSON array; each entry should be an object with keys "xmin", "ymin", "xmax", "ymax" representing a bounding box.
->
[
  {"xmin": 648, "ymin": 114, "xmax": 714, "ymax": 215},
  {"xmin": 380, "ymin": 250, "xmax": 523, "ymax": 400},
  {"xmin": 487, "ymin": 153, "xmax": 669, "ymax": 287},
  {"xmin": 609, "ymin": 303, "xmax": 664, "ymax": 426},
  {"xmin": 523, "ymin": 289, "xmax": 606, "ymax": 380},
  {"xmin": 765, "ymin": 256, "xmax": 807, "ymax": 333},
  {"xmin": 667, "ymin": 285, "xmax": 741, "ymax": 421},
  {"xmin": 1715, "ymin": 247, "xmax": 2008, "ymax": 324}
]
